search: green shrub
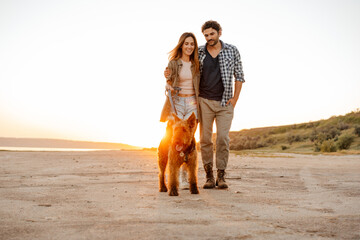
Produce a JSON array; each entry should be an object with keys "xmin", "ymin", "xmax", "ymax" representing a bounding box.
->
[
  {"xmin": 287, "ymin": 134, "xmax": 302, "ymax": 145},
  {"xmin": 310, "ymin": 130, "xmax": 318, "ymax": 142},
  {"xmin": 354, "ymin": 125, "xmax": 360, "ymax": 137},
  {"xmin": 326, "ymin": 126, "xmax": 341, "ymax": 139},
  {"xmin": 314, "ymin": 143, "xmax": 321, "ymax": 152},
  {"xmin": 266, "ymin": 137, "xmax": 277, "ymax": 145},
  {"xmin": 230, "ymin": 136, "xmax": 266, "ymax": 150},
  {"xmin": 320, "ymin": 140, "xmax": 337, "ymax": 152},
  {"xmin": 336, "ymin": 133, "xmax": 355, "ymax": 150},
  {"xmin": 305, "ymin": 122, "xmax": 318, "ymax": 129},
  {"xmin": 269, "ymin": 126, "xmax": 289, "ymax": 135},
  {"xmin": 343, "ymin": 109, "xmax": 360, "ymax": 124},
  {"xmin": 337, "ymin": 122, "xmax": 350, "ymax": 130},
  {"xmin": 311, "ymin": 126, "xmax": 341, "ymax": 143}
]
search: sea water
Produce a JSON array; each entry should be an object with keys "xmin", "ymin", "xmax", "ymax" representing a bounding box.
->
[{"xmin": 0, "ymin": 147, "xmax": 113, "ymax": 151}]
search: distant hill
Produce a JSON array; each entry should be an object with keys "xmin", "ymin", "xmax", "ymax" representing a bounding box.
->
[
  {"xmin": 228, "ymin": 110, "xmax": 360, "ymax": 153},
  {"xmin": 0, "ymin": 138, "xmax": 141, "ymax": 150}
]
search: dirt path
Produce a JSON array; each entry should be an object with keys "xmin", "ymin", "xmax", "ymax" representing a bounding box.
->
[{"xmin": 0, "ymin": 150, "xmax": 359, "ymax": 239}]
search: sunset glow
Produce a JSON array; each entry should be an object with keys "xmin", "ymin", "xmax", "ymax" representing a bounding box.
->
[{"xmin": 1, "ymin": 0, "xmax": 359, "ymax": 148}]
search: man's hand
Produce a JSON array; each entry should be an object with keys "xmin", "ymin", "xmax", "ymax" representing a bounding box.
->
[
  {"xmin": 227, "ymin": 81, "xmax": 243, "ymax": 108},
  {"xmin": 164, "ymin": 67, "xmax": 173, "ymax": 91},
  {"xmin": 164, "ymin": 67, "xmax": 171, "ymax": 79},
  {"xmin": 226, "ymin": 98, "xmax": 237, "ymax": 108}
]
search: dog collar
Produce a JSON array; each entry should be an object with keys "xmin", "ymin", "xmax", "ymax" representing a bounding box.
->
[
  {"xmin": 179, "ymin": 138, "xmax": 196, "ymax": 162},
  {"xmin": 181, "ymin": 151, "xmax": 189, "ymax": 162}
]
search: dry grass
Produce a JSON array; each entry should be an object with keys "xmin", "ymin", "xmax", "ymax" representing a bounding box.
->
[{"xmin": 228, "ymin": 109, "xmax": 360, "ymax": 154}]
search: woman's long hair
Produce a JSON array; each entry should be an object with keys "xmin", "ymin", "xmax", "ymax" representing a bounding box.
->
[{"xmin": 168, "ymin": 32, "xmax": 199, "ymax": 74}]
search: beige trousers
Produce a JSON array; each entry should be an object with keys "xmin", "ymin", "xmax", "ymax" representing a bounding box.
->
[{"xmin": 199, "ymin": 97, "xmax": 234, "ymax": 170}]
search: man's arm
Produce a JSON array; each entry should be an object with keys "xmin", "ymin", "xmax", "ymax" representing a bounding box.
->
[
  {"xmin": 226, "ymin": 81, "xmax": 242, "ymax": 108},
  {"xmin": 234, "ymin": 47, "xmax": 245, "ymax": 83},
  {"xmin": 164, "ymin": 67, "xmax": 171, "ymax": 80},
  {"xmin": 226, "ymin": 47, "xmax": 245, "ymax": 108}
]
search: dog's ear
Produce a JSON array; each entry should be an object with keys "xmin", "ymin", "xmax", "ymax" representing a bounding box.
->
[
  {"xmin": 187, "ymin": 112, "xmax": 197, "ymax": 130},
  {"xmin": 168, "ymin": 113, "xmax": 181, "ymax": 126}
]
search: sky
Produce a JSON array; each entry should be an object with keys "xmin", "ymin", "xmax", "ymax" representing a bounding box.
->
[{"xmin": 0, "ymin": 0, "xmax": 359, "ymax": 148}]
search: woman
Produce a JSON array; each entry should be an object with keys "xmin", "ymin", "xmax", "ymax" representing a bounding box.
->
[
  {"xmin": 159, "ymin": 32, "xmax": 200, "ymax": 189},
  {"xmin": 160, "ymin": 32, "xmax": 200, "ymax": 123}
]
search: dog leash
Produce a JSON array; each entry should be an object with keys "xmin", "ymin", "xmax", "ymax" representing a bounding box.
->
[{"xmin": 165, "ymin": 86, "xmax": 181, "ymax": 115}]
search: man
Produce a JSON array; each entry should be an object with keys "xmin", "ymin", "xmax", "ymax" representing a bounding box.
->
[
  {"xmin": 198, "ymin": 20, "xmax": 245, "ymax": 189},
  {"xmin": 164, "ymin": 20, "xmax": 245, "ymax": 189}
]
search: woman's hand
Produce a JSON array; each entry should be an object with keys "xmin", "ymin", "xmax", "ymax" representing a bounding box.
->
[
  {"xmin": 164, "ymin": 67, "xmax": 172, "ymax": 79},
  {"xmin": 165, "ymin": 83, "xmax": 174, "ymax": 91}
]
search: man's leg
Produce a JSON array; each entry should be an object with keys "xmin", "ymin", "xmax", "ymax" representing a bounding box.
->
[
  {"xmin": 215, "ymin": 103, "xmax": 234, "ymax": 188},
  {"xmin": 199, "ymin": 97, "xmax": 216, "ymax": 188},
  {"xmin": 199, "ymin": 97, "xmax": 216, "ymax": 167}
]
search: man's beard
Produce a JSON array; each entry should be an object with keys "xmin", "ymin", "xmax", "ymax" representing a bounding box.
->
[{"xmin": 207, "ymin": 38, "xmax": 219, "ymax": 46}]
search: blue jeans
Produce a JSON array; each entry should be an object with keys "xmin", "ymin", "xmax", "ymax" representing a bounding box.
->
[{"xmin": 172, "ymin": 95, "xmax": 198, "ymax": 120}]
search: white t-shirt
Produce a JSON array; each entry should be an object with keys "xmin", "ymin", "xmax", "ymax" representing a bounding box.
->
[{"xmin": 178, "ymin": 59, "xmax": 195, "ymax": 95}]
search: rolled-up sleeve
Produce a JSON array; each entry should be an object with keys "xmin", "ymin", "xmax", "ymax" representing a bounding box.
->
[
  {"xmin": 234, "ymin": 48, "xmax": 245, "ymax": 83},
  {"xmin": 166, "ymin": 61, "xmax": 176, "ymax": 83}
]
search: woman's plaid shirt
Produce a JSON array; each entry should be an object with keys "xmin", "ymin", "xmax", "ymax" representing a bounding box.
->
[{"xmin": 199, "ymin": 41, "xmax": 245, "ymax": 107}]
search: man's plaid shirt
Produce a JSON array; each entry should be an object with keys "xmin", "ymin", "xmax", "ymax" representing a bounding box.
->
[{"xmin": 199, "ymin": 41, "xmax": 245, "ymax": 106}]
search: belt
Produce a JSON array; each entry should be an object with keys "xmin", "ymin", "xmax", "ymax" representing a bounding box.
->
[{"xmin": 178, "ymin": 93, "xmax": 196, "ymax": 97}]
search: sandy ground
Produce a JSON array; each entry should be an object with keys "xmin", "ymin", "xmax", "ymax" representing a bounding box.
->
[{"xmin": 0, "ymin": 150, "xmax": 359, "ymax": 240}]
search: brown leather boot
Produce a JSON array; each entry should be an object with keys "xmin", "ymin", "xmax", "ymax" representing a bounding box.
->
[
  {"xmin": 203, "ymin": 164, "xmax": 215, "ymax": 189},
  {"xmin": 216, "ymin": 170, "xmax": 228, "ymax": 189}
]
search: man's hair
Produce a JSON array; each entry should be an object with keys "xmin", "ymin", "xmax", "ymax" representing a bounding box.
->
[{"xmin": 201, "ymin": 20, "xmax": 222, "ymax": 33}]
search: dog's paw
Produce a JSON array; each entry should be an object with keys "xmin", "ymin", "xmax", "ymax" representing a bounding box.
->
[
  {"xmin": 190, "ymin": 184, "xmax": 199, "ymax": 194},
  {"xmin": 191, "ymin": 189, "xmax": 199, "ymax": 194},
  {"xmin": 169, "ymin": 188, "xmax": 179, "ymax": 196},
  {"xmin": 159, "ymin": 186, "xmax": 168, "ymax": 192}
]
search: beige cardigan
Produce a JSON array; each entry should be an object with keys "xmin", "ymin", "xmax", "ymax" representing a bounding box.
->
[{"xmin": 160, "ymin": 59, "xmax": 200, "ymax": 122}]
